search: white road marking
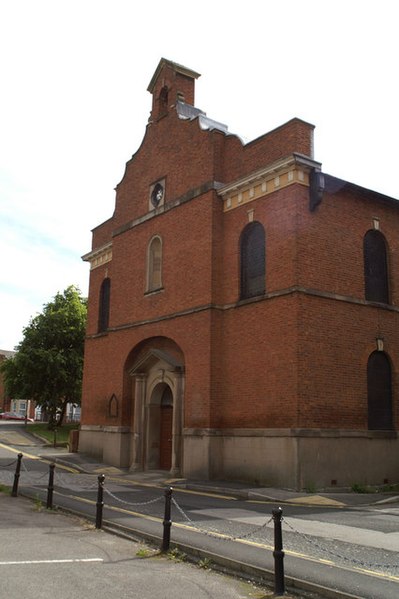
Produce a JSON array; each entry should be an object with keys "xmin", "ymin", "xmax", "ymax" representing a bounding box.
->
[
  {"xmin": 0, "ymin": 558, "xmax": 103, "ymax": 566},
  {"xmin": 190, "ymin": 507, "xmax": 399, "ymax": 551}
]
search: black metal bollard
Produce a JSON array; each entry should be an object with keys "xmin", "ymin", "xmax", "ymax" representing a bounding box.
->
[
  {"xmin": 161, "ymin": 487, "xmax": 173, "ymax": 552},
  {"xmin": 95, "ymin": 474, "xmax": 105, "ymax": 529},
  {"xmin": 272, "ymin": 507, "xmax": 285, "ymax": 596},
  {"xmin": 46, "ymin": 463, "xmax": 55, "ymax": 509},
  {"xmin": 11, "ymin": 453, "xmax": 23, "ymax": 497}
]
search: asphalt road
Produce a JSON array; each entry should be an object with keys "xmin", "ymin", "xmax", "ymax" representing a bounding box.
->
[
  {"xmin": 0, "ymin": 493, "xmax": 274, "ymax": 599},
  {"xmin": 0, "ymin": 424, "xmax": 398, "ymax": 599}
]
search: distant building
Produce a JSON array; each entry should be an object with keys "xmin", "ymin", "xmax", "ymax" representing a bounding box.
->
[
  {"xmin": 80, "ymin": 58, "xmax": 398, "ymax": 490},
  {"xmin": 34, "ymin": 404, "xmax": 81, "ymax": 423}
]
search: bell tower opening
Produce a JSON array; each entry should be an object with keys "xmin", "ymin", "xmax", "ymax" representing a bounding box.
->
[{"xmin": 147, "ymin": 57, "xmax": 201, "ymax": 121}]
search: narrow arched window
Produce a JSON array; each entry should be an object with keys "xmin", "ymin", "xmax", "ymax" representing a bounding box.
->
[
  {"xmin": 98, "ymin": 278, "xmax": 110, "ymax": 332},
  {"xmin": 159, "ymin": 86, "xmax": 168, "ymax": 117},
  {"xmin": 364, "ymin": 230, "xmax": 389, "ymax": 303},
  {"xmin": 108, "ymin": 394, "xmax": 118, "ymax": 418},
  {"xmin": 240, "ymin": 222, "xmax": 265, "ymax": 299},
  {"xmin": 147, "ymin": 236, "xmax": 162, "ymax": 292},
  {"xmin": 367, "ymin": 351, "xmax": 393, "ymax": 430}
]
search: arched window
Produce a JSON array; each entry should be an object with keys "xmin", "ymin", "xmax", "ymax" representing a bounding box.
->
[
  {"xmin": 98, "ymin": 278, "xmax": 110, "ymax": 332},
  {"xmin": 147, "ymin": 236, "xmax": 162, "ymax": 292},
  {"xmin": 367, "ymin": 351, "xmax": 393, "ymax": 430},
  {"xmin": 240, "ymin": 222, "xmax": 265, "ymax": 299},
  {"xmin": 159, "ymin": 86, "xmax": 168, "ymax": 117},
  {"xmin": 108, "ymin": 394, "xmax": 118, "ymax": 418},
  {"xmin": 364, "ymin": 230, "xmax": 389, "ymax": 303}
]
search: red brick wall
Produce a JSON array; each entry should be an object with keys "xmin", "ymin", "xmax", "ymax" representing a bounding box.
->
[
  {"xmin": 297, "ymin": 185, "xmax": 399, "ymax": 302},
  {"xmin": 222, "ymin": 118, "xmax": 314, "ymax": 182},
  {"xmin": 82, "ymin": 64, "xmax": 399, "ymax": 437},
  {"xmin": 210, "ymin": 295, "xmax": 299, "ymax": 428},
  {"xmin": 109, "ymin": 191, "xmax": 216, "ymax": 329},
  {"xmin": 220, "ymin": 185, "xmax": 303, "ymax": 303},
  {"xmin": 297, "ymin": 294, "xmax": 399, "ymax": 430},
  {"xmin": 111, "ymin": 116, "xmax": 224, "ymax": 231},
  {"xmin": 82, "ymin": 311, "xmax": 214, "ymax": 428}
]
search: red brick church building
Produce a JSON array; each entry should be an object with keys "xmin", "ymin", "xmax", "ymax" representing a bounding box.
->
[{"xmin": 81, "ymin": 58, "xmax": 398, "ymax": 490}]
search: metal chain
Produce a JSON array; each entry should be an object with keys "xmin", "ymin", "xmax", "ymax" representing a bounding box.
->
[
  {"xmin": 21, "ymin": 461, "xmax": 48, "ymax": 480},
  {"xmin": 172, "ymin": 496, "xmax": 273, "ymax": 542},
  {"xmin": 6, "ymin": 457, "xmax": 394, "ymax": 573},
  {"xmin": 103, "ymin": 486, "xmax": 164, "ymax": 507},
  {"xmin": 21, "ymin": 460, "xmax": 49, "ymax": 483},
  {"xmin": 283, "ymin": 517, "xmax": 399, "ymax": 570},
  {"xmin": 55, "ymin": 471, "xmax": 99, "ymax": 491},
  {"xmin": 0, "ymin": 459, "xmax": 17, "ymax": 469}
]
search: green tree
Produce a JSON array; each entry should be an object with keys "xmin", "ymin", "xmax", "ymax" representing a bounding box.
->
[{"xmin": 1, "ymin": 286, "xmax": 87, "ymax": 426}]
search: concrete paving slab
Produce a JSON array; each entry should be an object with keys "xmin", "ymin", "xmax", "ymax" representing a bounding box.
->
[{"xmin": 0, "ymin": 430, "xmax": 45, "ymax": 446}]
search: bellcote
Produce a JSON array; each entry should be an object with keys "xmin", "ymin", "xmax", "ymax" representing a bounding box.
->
[{"xmin": 147, "ymin": 58, "xmax": 200, "ymax": 121}]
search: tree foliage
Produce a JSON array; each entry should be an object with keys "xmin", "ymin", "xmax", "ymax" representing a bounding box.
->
[{"xmin": 1, "ymin": 286, "xmax": 87, "ymax": 426}]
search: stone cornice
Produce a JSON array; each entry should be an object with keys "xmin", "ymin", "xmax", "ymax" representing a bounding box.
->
[
  {"xmin": 85, "ymin": 285, "xmax": 399, "ymax": 340},
  {"xmin": 147, "ymin": 58, "xmax": 201, "ymax": 93},
  {"xmin": 218, "ymin": 153, "xmax": 322, "ymax": 212},
  {"xmin": 82, "ymin": 241, "xmax": 113, "ymax": 270},
  {"xmin": 112, "ymin": 180, "xmax": 223, "ymax": 238}
]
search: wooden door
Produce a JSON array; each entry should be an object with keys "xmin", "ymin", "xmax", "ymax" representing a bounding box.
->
[{"xmin": 159, "ymin": 386, "xmax": 173, "ymax": 470}]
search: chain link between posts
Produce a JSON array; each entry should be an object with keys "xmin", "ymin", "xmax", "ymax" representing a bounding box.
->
[
  {"xmin": 55, "ymin": 470, "xmax": 99, "ymax": 491},
  {"xmin": 103, "ymin": 486, "xmax": 164, "ymax": 507},
  {"xmin": 21, "ymin": 460, "xmax": 48, "ymax": 482},
  {"xmin": 1, "ymin": 455, "xmax": 398, "ymax": 573},
  {"xmin": 172, "ymin": 495, "xmax": 273, "ymax": 542},
  {"xmin": 283, "ymin": 517, "xmax": 399, "ymax": 571},
  {"xmin": 0, "ymin": 458, "xmax": 17, "ymax": 469}
]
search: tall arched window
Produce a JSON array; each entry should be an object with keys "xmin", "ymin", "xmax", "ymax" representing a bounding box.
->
[
  {"xmin": 147, "ymin": 236, "xmax": 162, "ymax": 292},
  {"xmin": 367, "ymin": 351, "xmax": 393, "ymax": 430},
  {"xmin": 159, "ymin": 86, "xmax": 169, "ymax": 117},
  {"xmin": 240, "ymin": 222, "xmax": 265, "ymax": 299},
  {"xmin": 98, "ymin": 277, "xmax": 110, "ymax": 332},
  {"xmin": 364, "ymin": 230, "xmax": 389, "ymax": 303}
]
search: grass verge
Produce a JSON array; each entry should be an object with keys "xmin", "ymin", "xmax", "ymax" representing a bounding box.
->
[{"xmin": 27, "ymin": 423, "xmax": 79, "ymax": 445}]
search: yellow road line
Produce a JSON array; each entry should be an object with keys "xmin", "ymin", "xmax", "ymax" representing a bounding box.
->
[
  {"xmin": 107, "ymin": 476, "xmax": 236, "ymax": 501},
  {"xmin": 50, "ymin": 489, "xmax": 398, "ymax": 583},
  {"xmin": 172, "ymin": 488, "xmax": 237, "ymax": 501},
  {"xmin": 248, "ymin": 498, "xmax": 344, "ymax": 509},
  {"xmin": 0, "ymin": 443, "xmax": 78, "ymax": 473},
  {"xmin": 352, "ymin": 566, "xmax": 399, "ymax": 582},
  {"xmin": 0, "ymin": 443, "xmax": 40, "ymax": 458}
]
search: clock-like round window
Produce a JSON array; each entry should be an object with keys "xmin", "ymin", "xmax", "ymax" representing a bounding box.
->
[{"xmin": 151, "ymin": 183, "xmax": 164, "ymax": 208}]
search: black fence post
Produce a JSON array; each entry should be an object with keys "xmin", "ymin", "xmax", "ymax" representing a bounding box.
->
[
  {"xmin": 161, "ymin": 487, "xmax": 173, "ymax": 552},
  {"xmin": 46, "ymin": 463, "xmax": 55, "ymax": 509},
  {"xmin": 95, "ymin": 474, "xmax": 105, "ymax": 529},
  {"xmin": 11, "ymin": 453, "xmax": 23, "ymax": 497},
  {"xmin": 272, "ymin": 507, "xmax": 285, "ymax": 596}
]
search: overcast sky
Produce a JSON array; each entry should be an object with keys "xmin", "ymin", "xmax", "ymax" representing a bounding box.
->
[{"xmin": 1, "ymin": 0, "xmax": 398, "ymax": 350}]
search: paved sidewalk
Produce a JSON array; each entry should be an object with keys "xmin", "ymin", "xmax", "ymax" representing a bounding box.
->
[
  {"xmin": 38, "ymin": 447, "xmax": 399, "ymax": 509},
  {"xmin": 6, "ymin": 425, "xmax": 396, "ymax": 509},
  {"xmin": 0, "ymin": 493, "xmax": 280, "ymax": 599},
  {"xmin": 3, "ymin": 435, "xmax": 398, "ymax": 599}
]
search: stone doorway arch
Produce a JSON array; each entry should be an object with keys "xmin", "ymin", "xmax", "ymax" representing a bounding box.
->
[{"xmin": 128, "ymin": 345, "xmax": 184, "ymax": 475}]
